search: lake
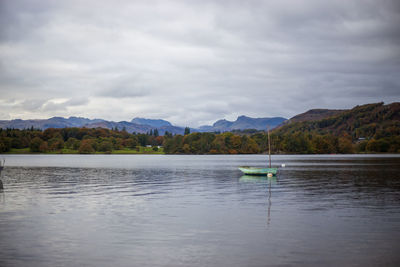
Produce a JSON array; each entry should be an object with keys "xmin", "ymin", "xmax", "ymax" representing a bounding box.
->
[{"xmin": 0, "ymin": 154, "xmax": 399, "ymax": 267}]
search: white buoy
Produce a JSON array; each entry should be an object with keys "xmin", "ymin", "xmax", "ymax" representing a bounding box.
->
[{"xmin": 267, "ymin": 173, "xmax": 273, "ymax": 177}]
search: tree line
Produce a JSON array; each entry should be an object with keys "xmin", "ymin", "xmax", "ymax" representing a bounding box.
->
[
  {"xmin": 0, "ymin": 120, "xmax": 399, "ymax": 155},
  {"xmin": 0, "ymin": 127, "xmax": 165, "ymax": 153},
  {"xmin": 163, "ymin": 131, "xmax": 400, "ymax": 154}
]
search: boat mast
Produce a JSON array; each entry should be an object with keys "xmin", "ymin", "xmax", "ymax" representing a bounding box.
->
[{"xmin": 267, "ymin": 127, "xmax": 271, "ymax": 168}]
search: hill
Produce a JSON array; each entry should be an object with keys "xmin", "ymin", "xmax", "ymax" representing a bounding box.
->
[
  {"xmin": 273, "ymin": 102, "xmax": 400, "ymax": 153},
  {"xmin": 199, "ymin": 116, "xmax": 287, "ymax": 132},
  {"xmin": 85, "ymin": 121, "xmax": 186, "ymax": 135},
  {"xmin": 131, "ymin": 118, "xmax": 172, "ymax": 127},
  {"xmin": 0, "ymin": 116, "xmax": 185, "ymax": 135},
  {"xmin": 0, "ymin": 115, "xmax": 287, "ymax": 134},
  {"xmin": 0, "ymin": 117, "xmax": 105, "ymax": 130},
  {"xmin": 282, "ymin": 109, "xmax": 347, "ymax": 125},
  {"xmin": 84, "ymin": 121, "xmax": 153, "ymax": 133},
  {"xmin": 275, "ymin": 102, "xmax": 399, "ymax": 137}
]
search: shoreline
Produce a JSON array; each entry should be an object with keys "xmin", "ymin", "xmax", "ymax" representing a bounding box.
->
[{"xmin": 2, "ymin": 151, "xmax": 398, "ymax": 155}]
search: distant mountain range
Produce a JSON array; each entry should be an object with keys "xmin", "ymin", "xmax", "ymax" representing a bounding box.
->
[
  {"xmin": 0, "ymin": 115, "xmax": 288, "ymax": 134},
  {"xmin": 131, "ymin": 118, "xmax": 172, "ymax": 128},
  {"xmin": 0, "ymin": 117, "xmax": 105, "ymax": 130},
  {"xmin": 198, "ymin": 116, "xmax": 287, "ymax": 132},
  {"xmin": 0, "ymin": 117, "xmax": 185, "ymax": 135},
  {"xmin": 6, "ymin": 103, "xmax": 391, "ymax": 135}
]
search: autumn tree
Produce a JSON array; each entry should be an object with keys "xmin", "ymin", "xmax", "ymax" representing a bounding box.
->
[
  {"xmin": 79, "ymin": 139, "xmax": 95, "ymax": 154},
  {"xmin": 39, "ymin": 141, "xmax": 49, "ymax": 152}
]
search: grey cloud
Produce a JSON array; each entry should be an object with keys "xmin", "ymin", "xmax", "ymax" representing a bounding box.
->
[
  {"xmin": 10, "ymin": 97, "xmax": 89, "ymax": 116},
  {"xmin": 0, "ymin": 0, "xmax": 399, "ymax": 126},
  {"xmin": 18, "ymin": 98, "xmax": 49, "ymax": 111},
  {"xmin": 95, "ymin": 75, "xmax": 153, "ymax": 98},
  {"xmin": 64, "ymin": 98, "xmax": 89, "ymax": 106},
  {"xmin": 39, "ymin": 98, "xmax": 89, "ymax": 112},
  {"xmin": 98, "ymin": 87, "xmax": 148, "ymax": 98},
  {"xmin": 41, "ymin": 101, "xmax": 66, "ymax": 112},
  {"xmin": 0, "ymin": 0, "xmax": 57, "ymax": 42}
]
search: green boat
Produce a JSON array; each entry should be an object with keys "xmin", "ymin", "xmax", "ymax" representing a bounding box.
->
[
  {"xmin": 238, "ymin": 127, "xmax": 278, "ymax": 176},
  {"xmin": 238, "ymin": 166, "xmax": 278, "ymax": 176}
]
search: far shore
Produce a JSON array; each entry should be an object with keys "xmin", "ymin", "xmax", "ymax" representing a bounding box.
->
[
  {"xmin": 2, "ymin": 148, "xmax": 397, "ymax": 155},
  {"xmin": 3, "ymin": 147, "xmax": 164, "ymax": 155}
]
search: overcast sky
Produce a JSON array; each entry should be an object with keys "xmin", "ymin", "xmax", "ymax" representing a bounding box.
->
[{"xmin": 0, "ymin": 0, "xmax": 399, "ymax": 127}]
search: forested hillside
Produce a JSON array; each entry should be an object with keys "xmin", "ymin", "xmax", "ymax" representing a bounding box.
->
[
  {"xmin": 281, "ymin": 109, "xmax": 346, "ymax": 125},
  {"xmin": 1, "ymin": 102, "xmax": 398, "ymax": 154},
  {"xmin": 272, "ymin": 102, "xmax": 400, "ymax": 153},
  {"xmin": 163, "ymin": 102, "xmax": 400, "ymax": 154}
]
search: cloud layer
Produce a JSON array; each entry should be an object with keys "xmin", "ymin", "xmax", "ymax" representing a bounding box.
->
[{"xmin": 1, "ymin": 0, "xmax": 399, "ymax": 126}]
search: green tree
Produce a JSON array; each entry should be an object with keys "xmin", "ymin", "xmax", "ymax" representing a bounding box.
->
[
  {"xmin": 0, "ymin": 137, "xmax": 12, "ymax": 152},
  {"xmin": 30, "ymin": 137, "xmax": 44, "ymax": 152},
  {"xmin": 338, "ymin": 137, "xmax": 354, "ymax": 154},
  {"xmin": 138, "ymin": 134, "xmax": 148, "ymax": 146},
  {"xmin": 98, "ymin": 141, "xmax": 113, "ymax": 153},
  {"xmin": 66, "ymin": 137, "xmax": 80, "ymax": 150},
  {"xmin": 366, "ymin": 139, "xmax": 390, "ymax": 152},
  {"xmin": 182, "ymin": 143, "xmax": 191, "ymax": 153},
  {"xmin": 164, "ymin": 131, "xmax": 173, "ymax": 138},
  {"xmin": 184, "ymin": 127, "xmax": 190, "ymax": 135},
  {"xmin": 48, "ymin": 137, "xmax": 64, "ymax": 151},
  {"xmin": 123, "ymin": 137, "xmax": 138, "ymax": 149}
]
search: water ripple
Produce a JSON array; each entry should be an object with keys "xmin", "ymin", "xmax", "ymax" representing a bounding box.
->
[{"xmin": 0, "ymin": 155, "xmax": 400, "ymax": 267}]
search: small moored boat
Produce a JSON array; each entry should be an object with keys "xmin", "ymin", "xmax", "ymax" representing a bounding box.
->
[
  {"xmin": 238, "ymin": 166, "xmax": 278, "ymax": 176},
  {"xmin": 238, "ymin": 127, "xmax": 278, "ymax": 176}
]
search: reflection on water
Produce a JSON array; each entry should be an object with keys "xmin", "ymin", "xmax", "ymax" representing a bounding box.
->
[
  {"xmin": 239, "ymin": 175, "xmax": 277, "ymax": 184},
  {"xmin": 0, "ymin": 154, "xmax": 399, "ymax": 267},
  {"xmin": 0, "ymin": 168, "xmax": 4, "ymax": 203},
  {"xmin": 240, "ymin": 175, "xmax": 277, "ymax": 226}
]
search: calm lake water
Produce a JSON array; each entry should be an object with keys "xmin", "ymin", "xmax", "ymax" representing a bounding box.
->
[{"xmin": 0, "ymin": 154, "xmax": 399, "ymax": 267}]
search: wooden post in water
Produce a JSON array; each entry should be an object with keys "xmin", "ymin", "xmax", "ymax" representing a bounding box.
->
[{"xmin": 267, "ymin": 127, "xmax": 272, "ymax": 168}]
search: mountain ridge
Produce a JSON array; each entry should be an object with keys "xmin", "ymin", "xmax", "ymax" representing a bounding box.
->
[
  {"xmin": 200, "ymin": 116, "xmax": 287, "ymax": 132},
  {"xmin": 281, "ymin": 109, "xmax": 347, "ymax": 126},
  {"xmin": 4, "ymin": 102, "xmax": 395, "ymax": 136},
  {"xmin": 0, "ymin": 115, "xmax": 287, "ymax": 134},
  {"xmin": 131, "ymin": 118, "xmax": 172, "ymax": 128}
]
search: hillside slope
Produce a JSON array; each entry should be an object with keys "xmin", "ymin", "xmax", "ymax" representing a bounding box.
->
[
  {"xmin": 276, "ymin": 102, "xmax": 399, "ymax": 138},
  {"xmin": 282, "ymin": 109, "xmax": 347, "ymax": 125},
  {"xmin": 272, "ymin": 102, "xmax": 400, "ymax": 153}
]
